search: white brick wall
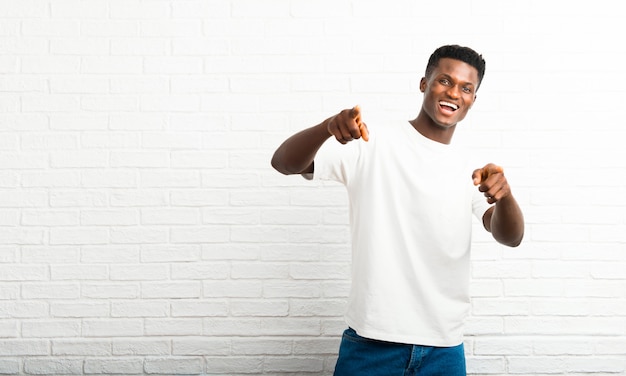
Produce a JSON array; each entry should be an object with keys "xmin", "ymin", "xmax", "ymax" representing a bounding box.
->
[{"xmin": 0, "ymin": 0, "xmax": 625, "ymax": 375}]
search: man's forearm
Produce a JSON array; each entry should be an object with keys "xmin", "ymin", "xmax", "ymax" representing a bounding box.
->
[
  {"xmin": 490, "ymin": 195, "xmax": 524, "ymax": 247},
  {"xmin": 271, "ymin": 120, "xmax": 332, "ymax": 175}
]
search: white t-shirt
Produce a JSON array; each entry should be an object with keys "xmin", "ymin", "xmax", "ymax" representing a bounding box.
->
[{"xmin": 312, "ymin": 120, "xmax": 491, "ymax": 346}]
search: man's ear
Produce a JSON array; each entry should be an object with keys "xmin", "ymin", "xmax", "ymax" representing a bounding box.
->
[
  {"xmin": 419, "ymin": 77, "xmax": 427, "ymax": 93},
  {"xmin": 469, "ymin": 94, "xmax": 477, "ymax": 109}
]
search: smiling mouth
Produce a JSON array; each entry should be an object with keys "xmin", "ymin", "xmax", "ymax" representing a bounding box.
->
[{"xmin": 439, "ymin": 101, "xmax": 459, "ymax": 111}]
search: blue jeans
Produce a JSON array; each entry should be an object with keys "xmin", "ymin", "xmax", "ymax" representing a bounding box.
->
[{"xmin": 334, "ymin": 328, "xmax": 466, "ymax": 376}]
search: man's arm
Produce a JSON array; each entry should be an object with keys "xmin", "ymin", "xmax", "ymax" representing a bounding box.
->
[
  {"xmin": 271, "ymin": 106, "xmax": 369, "ymax": 175},
  {"xmin": 473, "ymin": 164, "xmax": 524, "ymax": 247},
  {"xmin": 271, "ymin": 120, "xmax": 331, "ymax": 175}
]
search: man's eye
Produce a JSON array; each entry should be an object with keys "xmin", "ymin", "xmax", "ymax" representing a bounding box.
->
[
  {"xmin": 462, "ymin": 87, "xmax": 472, "ymax": 93},
  {"xmin": 439, "ymin": 79, "xmax": 450, "ymax": 85}
]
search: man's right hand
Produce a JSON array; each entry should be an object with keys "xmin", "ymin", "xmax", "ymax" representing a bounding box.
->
[{"xmin": 327, "ymin": 105, "xmax": 369, "ymax": 144}]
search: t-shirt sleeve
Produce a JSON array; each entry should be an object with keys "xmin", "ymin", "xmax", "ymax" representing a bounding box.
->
[
  {"xmin": 472, "ymin": 187, "xmax": 492, "ymax": 222},
  {"xmin": 309, "ymin": 138, "xmax": 360, "ymax": 185}
]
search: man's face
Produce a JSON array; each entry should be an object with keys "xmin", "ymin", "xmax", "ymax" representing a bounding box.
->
[{"xmin": 420, "ymin": 58, "xmax": 479, "ymax": 128}]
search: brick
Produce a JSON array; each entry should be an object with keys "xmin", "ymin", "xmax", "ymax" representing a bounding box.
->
[
  {"xmin": 260, "ymin": 244, "xmax": 321, "ymax": 262},
  {"xmin": 141, "ymin": 282, "xmax": 201, "ymax": 299},
  {"xmin": 111, "ymin": 38, "xmax": 169, "ymax": 56},
  {"xmin": 289, "ymin": 299, "xmax": 346, "ymax": 317},
  {"xmin": 144, "ymin": 319, "xmax": 202, "ymax": 336},
  {"xmin": 49, "ymin": 75, "xmax": 109, "ymax": 93},
  {"xmin": 49, "ymin": 228, "xmax": 109, "ymax": 245},
  {"xmin": 293, "ymin": 338, "xmax": 339, "ymax": 355},
  {"xmin": 82, "ymin": 283, "xmax": 140, "ymax": 299},
  {"xmin": 172, "ymin": 338, "xmax": 230, "ymax": 356},
  {"xmin": 171, "ymin": 76, "xmax": 228, "ymax": 93},
  {"xmin": 202, "ymin": 280, "xmax": 262, "ymax": 298},
  {"xmin": 21, "ymin": 171, "xmax": 81, "ymax": 188},
  {"xmin": 170, "ymin": 151, "xmax": 228, "ymax": 168},
  {"xmin": 170, "ymin": 189, "xmax": 228, "ymax": 206},
  {"xmin": 204, "ymin": 356, "xmax": 263, "ymax": 374},
  {"xmin": 0, "ymin": 340, "xmax": 48, "ymax": 356},
  {"xmin": 21, "ymin": 247, "xmax": 78, "ymax": 264},
  {"xmin": 532, "ymin": 337, "xmax": 594, "ymax": 355},
  {"xmin": 51, "ymin": 0, "xmax": 108, "ymax": 18},
  {"xmin": 140, "ymin": 20, "xmax": 201, "ymax": 37},
  {"xmin": 49, "ymin": 114, "xmax": 108, "ymax": 130},
  {"xmin": 170, "ymin": 300, "xmax": 229, "ymax": 317},
  {"xmin": 83, "ymin": 319, "xmax": 143, "ymax": 337},
  {"xmin": 109, "ymin": 0, "xmax": 170, "ymax": 19},
  {"xmin": 143, "ymin": 357, "xmax": 204, "ymax": 375},
  {"xmin": 84, "ymin": 358, "xmax": 144, "ymax": 375},
  {"xmin": 140, "ymin": 245, "xmax": 200, "ymax": 263},
  {"xmin": 263, "ymin": 280, "xmax": 321, "ymax": 298},
  {"xmin": 81, "ymin": 57, "xmax": 143, "ymax": 74},
  {"xmin": 0, "ymin": 152, "xmax": 47, "ymax": 169},
  {"xmin": 52, "ymin": 339, "xmax": 110, "ymax": 356},
  {"xmin": 21, "ymin": 57, "xmax": 80, "ymax": 74},
  {"xmin": 0, "ymin": 359, "xmax": 19, "ymax": 375},
  {"xmin": 144, "ymin": 57, "xmax": 203, "ymax": 74},
  {"xmin": 259, "ymin": 318, "xmax": 321, "ymax": 336},
  {"xmin": 473, "ymin": 337, "xmax": 532, "ymax": 356},
  {"xmin": 81, "ymin": 95, "xmax": 138, "ymax": 112},
  {"xmin": 24, "ymin": 358, "xmax": 83, "ymax": 375},
  {"xmin": 289, "ymin": 263, "xmax": 350, "ymax": 280},
  {"xmin": 232, "ymin": 338, "xmax": 292, "ymax": 355},
  {"xmin": 230, "ymin": 299, "xmax": 289, "ymax": 317},
  {"xmin": 203, "ymin": 318, "xmax": 262, "ymax": 337},
  {"xmin": 21, "ymin": 283, "xmax": 80, "ymax": 300},
  {"xmin": 109, "ymin": 113, "xmax": 167, "ymax": 130},
  {"xmin": 0, "ymin": 246, "xmax": 17, "ymax": 263},
  {"xmin": 0, "ymin": 265, "xmax": 48, "ymax": 281},
  {"xmin": 50, "ymin": 302, "xmax": 109, "ymax": 318},
  {"xmin": 465, "ymin": 356, "xmax": 506, "ymax": 374},
  {"xmin": 81, "ymin": 246, "xmax": 140, "ymax": 263},
  {"xmin": 109, "ymin": 265, "xmax": 168, "ymax": 281},
  {"xmin": 263, "ymin": 356, "xmax": 324, "ymax": 373},
  {"xmin": 565, "ymin": 356, "xmax": 625, "ymax": 373},
  {"xmin": 170, "ymin": 262, "xmax": 229, "ymax": 280},
  {"xmin": 203, "ymin": 207, "xmax": 258, "ymax": 225},
  {"xmin": 0, "ymin": 228, "xmax": 44, "ymax": 245},
  {"xmin": 81, "ymin": 209, "xmax": 138, "ymax": 226},
  {"xmin": 23, "ymin": 321, "xmax": 81, "ymax": 338},
  {"xmin": 140, "ymin": 170, "xmax": 200, "ymax": 188},
  {"xmin": 110, "ymin": 190, "xmax": 168, "ymax": 207},
  {"xmin": 231, "ymin": 262, "xmax": 289, "ymax": 280},
  {"xmin": 202, "ymin": 243, "xmax": 260, "ymax": 261},
  {"xmin": 141, "ymin": 208, "xmax": 200, "ymax": 225},
  {"xmin": 50, "ymin": 151, "xmax": 107, "ymax": 168},
  {"xmin": 109, "ymin": 227, "xmax": 168, "ymax": 244},
  {"xmin": 111, "ymin": 301, "xmax": 169, "ymax": 318},
  {"xmin": 141, "ymin": 95, "xmax": 201, "ymax": 112},
  {"xmin": 112, "ymin": 339, "xmax": 170, "ymax": 356},
  {"xmin": 20, "ymin": 133, "xmax": 79, "ymax": 149},
  {"xmin": 471, "ymin": 298, "xmax": 530, "ymax": 316}
]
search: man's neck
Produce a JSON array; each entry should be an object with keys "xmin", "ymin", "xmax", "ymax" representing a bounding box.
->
[{"xmin": 408, "ymin": 113, "xmax": 456, "ymax": 145}]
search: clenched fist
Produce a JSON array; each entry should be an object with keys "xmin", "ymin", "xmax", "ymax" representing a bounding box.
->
[
  {"xmin": 327, "ymin": 105, "xmax": 369, "ymax": 144},
  {"xmin": 472, "ymin": 163, "xmax": 510, "ymax": 204}
]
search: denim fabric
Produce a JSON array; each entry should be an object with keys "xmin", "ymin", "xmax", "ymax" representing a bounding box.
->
[{"xmin": 333, "ymin": 328, "xmax": 466, "ymax": 376}]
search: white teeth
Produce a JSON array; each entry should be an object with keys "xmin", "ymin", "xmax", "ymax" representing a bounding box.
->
[{"xmin": 439, "ymin": 101, "xmax": 458, "ymax": 110}]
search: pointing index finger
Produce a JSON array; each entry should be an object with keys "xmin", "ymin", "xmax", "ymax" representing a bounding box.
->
[
  {"xmin": 473, "ymin": 164, "xmax": 503, "ymax": 185},
  {"xmin": 351, "ymin": 105, "xmax": 369, "ymax": 142}
]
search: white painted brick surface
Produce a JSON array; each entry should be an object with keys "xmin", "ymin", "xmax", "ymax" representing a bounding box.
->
[{"xmin": 0, "ymin": 0, "xmax": 624, "ymax": 375}]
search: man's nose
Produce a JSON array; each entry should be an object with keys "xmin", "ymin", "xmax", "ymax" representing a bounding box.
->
[{"xmin": 446, "ymin": 85, "xmax": 460, "ymax": 98}]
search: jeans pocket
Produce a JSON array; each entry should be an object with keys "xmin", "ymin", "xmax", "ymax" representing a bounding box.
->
[{"xmin": 342, "ymin": 327, "xmax": 378, "ymax": 345}]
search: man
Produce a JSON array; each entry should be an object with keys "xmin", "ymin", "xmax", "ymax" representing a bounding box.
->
[{"xmin": 271, "ymin": 45, "xmax": 524, "ymax": 375}]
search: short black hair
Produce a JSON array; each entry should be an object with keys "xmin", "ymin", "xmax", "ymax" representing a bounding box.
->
[{"xmin": 425, "ymin": 45, "xmax": 486, "ymax": 89}]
